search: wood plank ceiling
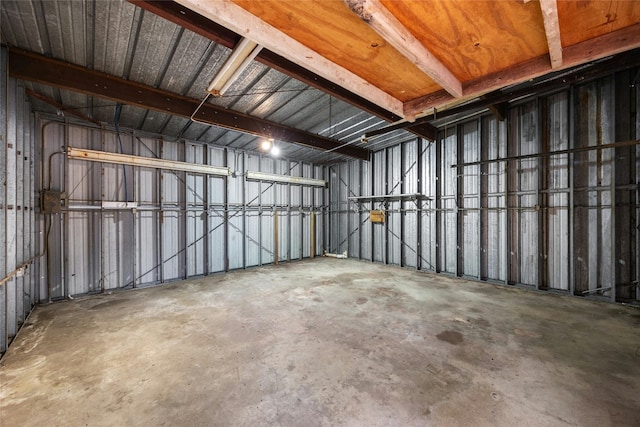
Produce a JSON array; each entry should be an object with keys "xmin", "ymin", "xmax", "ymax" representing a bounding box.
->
[{"xmin": 176, "ymin": 0, "xmax": 640, "ymax": 121}]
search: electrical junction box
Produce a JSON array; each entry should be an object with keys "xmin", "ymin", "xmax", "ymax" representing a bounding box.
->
[
  {"xmin": 370, "ymin": 210, "xmax": 385, "ymax": 223},
  {"xmin": 42, "ymin": 190, "xmax": 65, "ymax": 214}
]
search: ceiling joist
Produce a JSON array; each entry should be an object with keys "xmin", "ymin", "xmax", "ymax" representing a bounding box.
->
[
  {"xmin": 405, "ymin": 23, "xmax": 640, "ymax": 118},
  {"xmin": 539, "ymin": 0, "xmax": 563, "ymax": 69},
  {"xmin": 343, "ymin": 0, "xmax": 463, "ymax": 100},
  {"xmin": 8, "ymin": 48, "xmax": 369, "ymax": 160},
  {"xmin": 174, "ymin": 0, "xmax": 405, "ymax": 118},
  {"xmin": 130, "ymin": 0, "xmax": 438, "ymax": 143}
]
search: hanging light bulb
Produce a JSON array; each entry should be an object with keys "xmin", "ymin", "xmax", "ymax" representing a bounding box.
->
[
  {"xmin": 260, "ymin": 139, "xmax": 272, "ymax": 151},
  {"xmin": 270, "ymin": 145, "xmax": 280, "ymax": 157}
]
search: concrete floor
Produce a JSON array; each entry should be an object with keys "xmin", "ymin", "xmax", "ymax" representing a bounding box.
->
[{"xmin": 1, "ymin": 259, "xmax": 639, "ymax": 426}]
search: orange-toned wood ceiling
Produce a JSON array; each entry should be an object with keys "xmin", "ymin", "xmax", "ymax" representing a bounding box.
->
[{"xmin": 177, "ymin": 0, "xmax": 640, "ymax": 120}]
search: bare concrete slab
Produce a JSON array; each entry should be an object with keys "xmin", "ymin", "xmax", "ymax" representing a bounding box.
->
[{"xmin": 1, "ymin": 258, "xmax": 639, "ymax": 426}]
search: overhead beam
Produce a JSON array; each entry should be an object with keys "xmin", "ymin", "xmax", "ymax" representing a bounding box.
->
[
  {"xmin": 26, "ymin": 89, "xmax": 102, "ymax": 125},
  {"xmin": 404, "ymin": 23, "xmax": 640, "ymax": 118},
  {"xmin": 8, "ymin": 48, "xmax": 369, "ymax": 160},
  {"xmin": 372, "ymin": 48, "xmax": 640, "ymax": 137},
  {"xmin": 173, "ymin": 0, "xmax": 405, "ymax": 118},
  {"xmin": 539, "ymin": 0, "xmax": 563, "ymax": 69},
  {"xmin": 128, "ymin": 0, "xmax": 437, "ymax": 141},
  {"xmin": 343, "ymin": 0, "xmax": 463, "ymax": 99}
]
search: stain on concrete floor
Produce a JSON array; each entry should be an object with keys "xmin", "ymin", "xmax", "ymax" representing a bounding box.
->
[{"xmin": 1, "ymin": 258, "xmax": 639, "ymax": 426}]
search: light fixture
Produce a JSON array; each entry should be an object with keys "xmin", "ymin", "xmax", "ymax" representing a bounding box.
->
[
  {"xmin": 260, "ymin": 138, "xmax": 273, "ymax": 151},
  {"xmin": 246, "ymin": 170, "xmax": 326, "ymax": 187},
  {"xmin": 67, "ymin": 147, "xmax": 232, "ymax": 176},
  {"xmin": 270, "ymin": 145, "xmax": 280, "ymax": 157},
  {"xmin": 206, "ymin": 37, "xmax": 263, "ymax": 96}
]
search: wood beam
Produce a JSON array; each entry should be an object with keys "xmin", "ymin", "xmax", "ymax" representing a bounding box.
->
[
  {"xmin": 128, "ymin": 0, "xmax": 437, "ymax": 142},
  {"xmin": 8, "ymin": 48, "xmax": 369, "ymax": 160},
  {"xmin": 174, "ymin": 0, "xmax": 405, "ymax": 118},
  {"xmin": 343, "ymin": 0, "xmax": 463, "ymax": 99},
  {"xmin": 404, "ymin": 23, "xmax": 640, "ymax": 117},
  {"xmin": 539, "ymin": 0, "xmax": 563, "ymax": 69},
  {"xmin": 377, "ymin": 48, "xmax": 640, "ymax": 137}
]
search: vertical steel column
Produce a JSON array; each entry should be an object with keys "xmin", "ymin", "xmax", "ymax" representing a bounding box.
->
[
  {"xmin": 384, "ymin": 148, "xmax": 389, "ymax": 265},
  {"xmin": 568, "ymin": 86, "xmax": 575, "ymax": 295},
  {"xmin": 223, "ymin": 149, "xmax": 229, "ymax": 272},
  {"xmin": 416, "ymin": 138, "xmax": 423, "ymax": 271},
  {"xmin": 435, "ymin": 131, "xmax": 442, "ymax": 273},
  {"xmin": 346, "ymin": 161, "xmax": 351, "ymax": 256},
  {"xmin": 132, "ymin": 135, "xmax": 138, "ymax": 288},
  {"xmin": 400, "ymin": 142, "xmax": 405, "ymax": 267},
  {"xmin": 182, "ymin": 141, "xmax": 188, "ymax": 279},
  {"xmin": 537, "ymin": 97, "xmax": 547, "ymax": 290},
  {"xmin": 15, "ymin": 84, "xmax": 24, "ymax": 321},
  {"xmin": 358, "ymin": 160, "xmax": 363, "ymax": 261},
  {"xmin": 299, "ymin": 163, "xmax": 303, "ymax": 260},
  {"xmin": 287, "ymin": 159, "xmax": 292, "ymax": 262},
  {"xmin": 242, "ymin": 152, "xmax": 247, "ymax": 269},
  {"xmin": 476, "ymin": 118, "xmax": 482, "ymax": 281},
  {"xmin": 158, "ymin": 139, "xmax": 164, "ymax": 282},
  {"xmin": 504, "ymin": 110, "xmax": 512, "ymax": 286},
  {"xmin": 203, "ymin": 146, "xmax": 209, "ymax": 275},
  {"xmin": 1, "ymin": 47, "xmax": 8, "ymax": 353},
  {"xmin": 62, "ymin": 120, "xmax": 69, "ymax": 296},
  {"xmin": 456, "ymin": 124, "xmax": 463, "ymax": 276},
  {"xmin": 100, "ymin": 126, "xmax": 106, "ymax": 292},
  {"xmin": 274, "ymin": 210, "xmax": 279, "ymax": 266},
  {"xmin": 370, "ymin": 154, "xmax": 375, "ymax": 262}
]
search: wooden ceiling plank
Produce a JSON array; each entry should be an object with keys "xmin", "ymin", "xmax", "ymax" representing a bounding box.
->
[
  {"xmin": 539, "ymin": 0, "xmax": 563, "ymax": 69},
  {"xmin": 343, "ymin": 0, "xmax": 463, "ymax": 99},
  {"xmin": 9, "ymin": 48, "xmax": 369, "ymax": 160},
  {"xmin": 174, "ymin": 0, "xmax": 405, "ymax": 118},
  {"xmin": 404, "ymin": 23, "xmax": 640, "ymax": 118}
]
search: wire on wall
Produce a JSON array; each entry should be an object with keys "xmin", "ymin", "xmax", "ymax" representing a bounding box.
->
[{"xmin": 114, "ymin": 104, "xmax": 129, "ymax": 202}]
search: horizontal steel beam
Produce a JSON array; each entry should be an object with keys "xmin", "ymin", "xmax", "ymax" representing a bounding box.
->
[
  {"xmin": 67, "ymin": 147, "xmax": 232, "ymax": 176},
  {"xmin": 9, "ymin": 48, "xmax": 370, "ymax": 161},
  {"xmin": 128, "ymin": 0, "xmax": 436, "ymax": 142}
]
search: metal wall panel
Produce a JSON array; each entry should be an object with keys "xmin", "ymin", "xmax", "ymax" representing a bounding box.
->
[
  {"xmin": 37, "ymin": 120, "xmax": 326, "ymax": 305},
  {"xmin": 330, "ymin": 72, "xmax": 638, "ymax": 303},
  {"xmin": 1, "ymin": 46, "xmax": 40, "ymax": 355}
]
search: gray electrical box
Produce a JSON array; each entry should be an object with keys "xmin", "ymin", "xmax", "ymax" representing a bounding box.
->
[{"xmin": 42, "ymin": 190, "xmax": 65, "ymax": 214}]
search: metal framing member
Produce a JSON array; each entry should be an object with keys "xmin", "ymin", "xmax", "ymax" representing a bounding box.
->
[
  {"xmin": 568, "ymin": 85, "xmax": 576, "ymax": 296},
  {"xmin": 415, "ymin": 138, "xmax": 422, "ymax": 270},
  {"xmin": 456, "ymin": 123, "xmax": 463, "ymax": 277},
  {"xmin": 400, "ymin": 142, "xmax": 405, "ymax": 268},
  {"xmin": 223, "ymin": 148, "xmax": 229, "ymax": 272},
  {"xmin": 346, "ymin": 161, "xmax": 351, "ymax": 257},
  {"xmin": 384, "ymin": 147, "xmax": 389, "ymax": 265},
  {"xmin": 435, "ymin": 130, "xmax": 442, "ymax": 273},
  {"xmin": 203, "ymin": 146, "xmax": 209, "ymax": 276},
  {"xmin": 476, "ymin": 118, "xmax": 482, "ymax": 281},
  {"xmin": 451, "ymin": 139, "xmax": 640, "ymax": 168},
  {"xmin": 158, "ymin": 139, "xmax": 165, "ymax": 282},
  {"xmin": 537, "ymin": 96, "xmax": 546, "ymax": 291}
]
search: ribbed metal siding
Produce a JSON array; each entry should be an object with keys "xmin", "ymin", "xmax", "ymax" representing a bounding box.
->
[
  {"xmin": 331, "ymin": 72, "xmax": 638, "ymax": 303},
  {"xmin": 41, "ymin": 119, "xmax": 327, "ymax": 300},
  {"xmin": 1, "ymin": 47, "xmax": 40, "ymax": 355}
]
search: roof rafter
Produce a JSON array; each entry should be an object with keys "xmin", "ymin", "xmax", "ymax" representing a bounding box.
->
[
  {"xmin": 174, "ymin": 0, "xmax": 405, "ymax": 118},
  {"xmin": 539, "ymin": 0, "xmax": 563, "ymax": 69},
  {"xmin": 9, "ymin": 48, "xmax": 369, "ymax": 160},
  {"xmin": 405, "ymin": 23, "xmax": 640, "ymax": 118},
  {"xmin": 343, "ymin": 0, "xmax": 463, "ymax": 100}
]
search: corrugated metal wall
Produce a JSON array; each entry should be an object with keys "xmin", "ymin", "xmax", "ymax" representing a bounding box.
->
[
  {"xmin": 40, "ymin": 120, "xmax": 327, "ymax": 300},
  {"xmin": 331, "ymin": 72, "xmax": 639, "ymax": 303},
  {"xmin": 1, "ymin": 47, "xmax": 41, "ymax": 355}
]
